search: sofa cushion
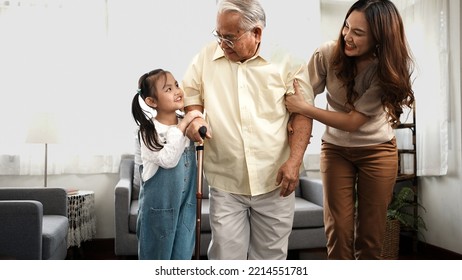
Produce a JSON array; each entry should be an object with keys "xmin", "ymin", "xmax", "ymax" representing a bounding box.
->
[
  {"xmin": 41, "ymin": 215, "xmax": 68, "ymax": 259},
  {"xmin": 198, "ymin": 194, "xmax": 321, "ymax": 232},
  {"xmin": 199, "ymin": 199, "xmax": 211, "ymax": 232},
  {"xmin": 292, "ymin": 197, "xmax": 324, "ymax": 228}
]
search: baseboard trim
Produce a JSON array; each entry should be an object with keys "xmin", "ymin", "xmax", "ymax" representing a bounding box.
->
[{"xmin": 400, "ymin": 234, "xmax": 462, "ymax": 259}]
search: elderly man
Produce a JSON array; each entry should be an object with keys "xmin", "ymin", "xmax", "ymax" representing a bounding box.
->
[{"xmin": 182, "ymin": 0, "xmax": 314, "ymax": 260}]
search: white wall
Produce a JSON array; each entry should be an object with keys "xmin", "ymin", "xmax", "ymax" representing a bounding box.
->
[{"xmin": 1, "ymin": 0, "xmax": 462, "ymax": 256}]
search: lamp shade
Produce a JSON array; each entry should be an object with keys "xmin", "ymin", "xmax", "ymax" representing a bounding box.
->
[{"xmin": 26, "ymin": 112, "xmax": 59, "ymax": 144}]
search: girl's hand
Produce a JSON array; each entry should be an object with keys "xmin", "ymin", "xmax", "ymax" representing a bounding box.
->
[
  {"xmin": 285, "ymin": 79, "xmax": 309, "ymax": 115},
  {"xmin": 177, "ymin": 110, "xmax": 203, "ymax": 134}
]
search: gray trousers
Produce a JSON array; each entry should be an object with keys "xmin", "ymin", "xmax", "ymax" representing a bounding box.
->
[{"xmin": 208, "ymin": 187, "xmax": 295, "ymax": 260}]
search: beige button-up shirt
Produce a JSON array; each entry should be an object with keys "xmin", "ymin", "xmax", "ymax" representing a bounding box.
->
[{"xmin": 183, "ymin": 42, "xmax": 314, "ymax": 196}]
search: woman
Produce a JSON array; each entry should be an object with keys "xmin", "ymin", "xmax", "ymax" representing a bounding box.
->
[{"xmin": 286, "ymin": 0, "xmax": 414, "ymax": 259}]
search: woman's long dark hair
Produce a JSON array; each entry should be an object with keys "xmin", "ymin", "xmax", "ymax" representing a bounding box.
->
[
  {"xmin": 131, "ymin": 69, "xmax": 169, "ymax": 151},
  {"xmin": 331, "ymin": 0, "xmax": 415, "ymax": 127}
]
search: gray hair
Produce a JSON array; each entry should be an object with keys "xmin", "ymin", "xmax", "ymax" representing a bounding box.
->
[{"xmin": 217, "ymin": 0, "xmax": 266, "ymax": 30}]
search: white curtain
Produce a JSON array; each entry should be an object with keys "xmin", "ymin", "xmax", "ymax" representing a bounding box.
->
[
  {"xmin": 0, "ymin": 0, "xmax": 136, "ymax": 175},
  {"xmin": 0, "ymin": 0, "xmax": 217, "ymax": 175},
  {"xmin": 396, "ymin": 0, "xmax": 449, "ymax": 176}
]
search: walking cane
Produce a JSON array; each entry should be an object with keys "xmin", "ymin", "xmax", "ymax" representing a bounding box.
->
[{"xmin": 194, "ymin": 126, "xmax": 207, "ymax": 260}]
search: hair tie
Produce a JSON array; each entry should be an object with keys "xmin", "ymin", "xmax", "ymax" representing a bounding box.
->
[{"xmin": 137, "ymin": 89, "xmax": 141, "ymax": 95}]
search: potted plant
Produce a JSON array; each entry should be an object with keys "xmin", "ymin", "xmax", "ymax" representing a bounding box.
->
[{"xmin": 381, "ymin": 186, "xmax": 427, "ymax": 259}]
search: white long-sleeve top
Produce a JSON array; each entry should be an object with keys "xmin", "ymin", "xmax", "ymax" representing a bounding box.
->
[{"xmin": 140, "ymin": 118, "xmax": 190, "ymax": 182}]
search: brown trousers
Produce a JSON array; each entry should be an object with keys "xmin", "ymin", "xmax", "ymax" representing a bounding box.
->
[{"xmin": 321, "ymin": 138, "xmax": 398, "ymax": 259}]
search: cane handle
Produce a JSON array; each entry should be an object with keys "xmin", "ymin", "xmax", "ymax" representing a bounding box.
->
[{"xmin": 199, "ymin": 126, "xmax": 207, "ymax": 139}]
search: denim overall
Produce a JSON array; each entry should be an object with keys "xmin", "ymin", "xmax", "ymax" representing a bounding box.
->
[{"xmin": 136, "ymin": 143, "xmax": 197, "ymax": 260}]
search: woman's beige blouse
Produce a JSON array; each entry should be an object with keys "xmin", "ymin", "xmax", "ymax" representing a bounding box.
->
[{"xmin": 309, "ymin": 40, "xmax": 394, "ymax": 147}]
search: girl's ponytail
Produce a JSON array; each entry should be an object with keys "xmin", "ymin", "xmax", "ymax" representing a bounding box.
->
[{"xmin": 131, "ymin": 70, "xmax": 167, "ymax": 151}]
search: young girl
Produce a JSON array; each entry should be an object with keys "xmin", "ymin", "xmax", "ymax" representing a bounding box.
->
[{"xmin": 131, "ymin": 69, "xmax": 202, "ymax": 260}]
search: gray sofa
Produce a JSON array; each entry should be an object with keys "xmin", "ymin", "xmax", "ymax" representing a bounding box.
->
[
  {"xmin": 0, "ymin": 187, "xmax": 69, "ymax": 260},
  {"xmin": 114, "ymin": 154, "xmax": 326, "ymax": 258}
]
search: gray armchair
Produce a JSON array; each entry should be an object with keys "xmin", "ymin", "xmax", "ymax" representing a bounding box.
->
[
  {"xmin": 114, "ymin": 154, "xmax": 139, "ymax": 256},
  {"xmin": 0, "ymin": 187, "xmax": 69, "ymax": 260}
]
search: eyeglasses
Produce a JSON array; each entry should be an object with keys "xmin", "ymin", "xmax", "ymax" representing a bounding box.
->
[{"xmin": 212, "ymin": 29, "xmax": 251, "ymax": 48}]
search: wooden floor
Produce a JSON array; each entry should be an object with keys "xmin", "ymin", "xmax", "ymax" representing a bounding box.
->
[{"xmin": 67, "ymin": 235, "xmax": 462, "ymax": 260}]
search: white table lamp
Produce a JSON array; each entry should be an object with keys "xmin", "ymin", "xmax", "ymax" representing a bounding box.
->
[{"xmin": 26, "ymin": 112, "xmax": 59, "ymax": 187}]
